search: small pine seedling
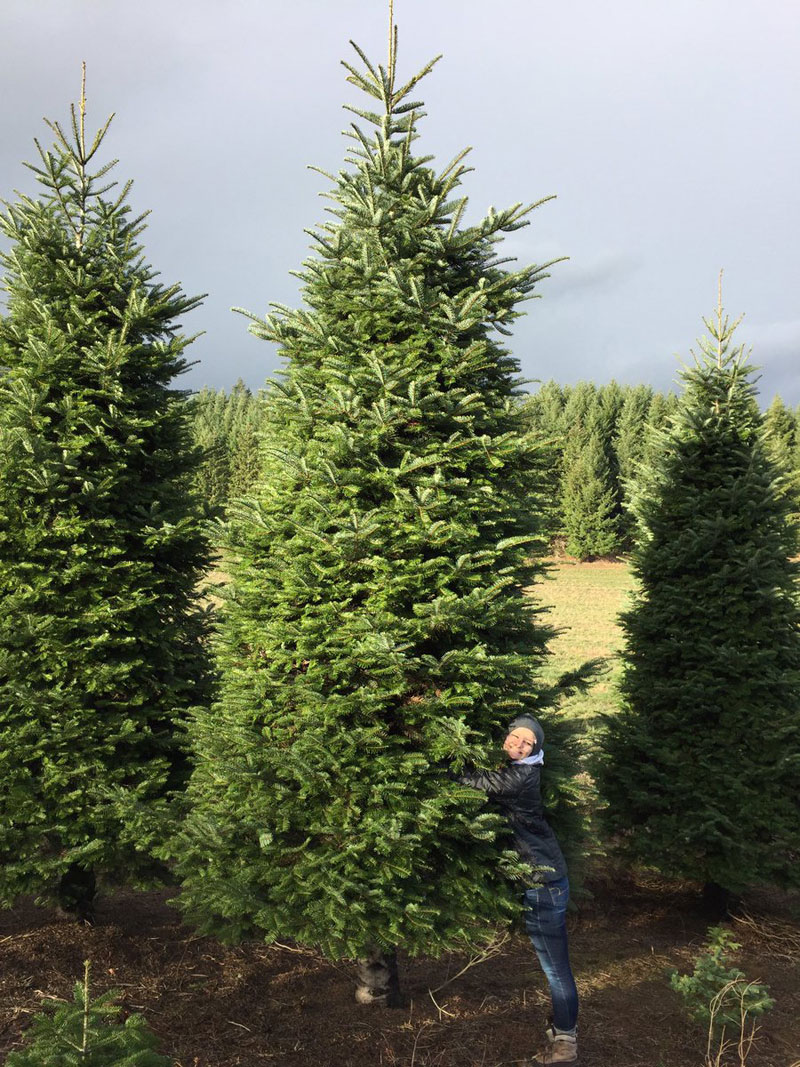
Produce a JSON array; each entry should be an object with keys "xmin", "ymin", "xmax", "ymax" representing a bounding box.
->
[
  {"xmin": 6, "ymin": 960, "xmax": 172, "ymax": 1066},
  {"xmin": 669, "ymin": 926, "xmax": 774, "ymax": 1035}
]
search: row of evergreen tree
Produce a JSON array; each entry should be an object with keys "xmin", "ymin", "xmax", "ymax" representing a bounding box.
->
[
  {"xmin": 1, "ymin": 39, "xmax": 799, "ymax": 1022},
  {"xmin": 189, "ymin": 379, "xmax": 800, "ymax": 559},
  {"xmin": 188, "ymin": 381, "xmax": 262, "ymax": 509},
  {"xmin": 524, "ymin": 380, "xmax": 678, "ymax": 558}
]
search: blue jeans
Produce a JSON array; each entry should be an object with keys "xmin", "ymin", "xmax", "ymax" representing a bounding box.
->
[{"xmin": 523, "ymin": 875, "xmax": 579, "ymax": 1032}]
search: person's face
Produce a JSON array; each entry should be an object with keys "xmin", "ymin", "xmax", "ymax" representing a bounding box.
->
[{"xmin": 503, "ymin": 727, "xmax": 536, "ymax": 761}]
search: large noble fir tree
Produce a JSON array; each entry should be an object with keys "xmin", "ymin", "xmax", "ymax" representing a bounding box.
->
[
  {"xmin": 175, "ymin": 38, "xmax": 581, "ymax": 992},
  {"xmin": 596, "ymin": 297, "xmax": 800, "ymax": 911},
  {"xmin": 0, "ymin": 81, "xmax": 211, "ymax": 916}
]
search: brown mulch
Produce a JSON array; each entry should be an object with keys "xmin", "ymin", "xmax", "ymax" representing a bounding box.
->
[{"xmin": 1, "ymin": 870, "xmax": 798, "ymax": 1067}]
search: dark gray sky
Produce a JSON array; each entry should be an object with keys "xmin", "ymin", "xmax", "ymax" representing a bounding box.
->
[{"xmin": 2, "ymin": 0, "xmax": 798, "ymax": 403}]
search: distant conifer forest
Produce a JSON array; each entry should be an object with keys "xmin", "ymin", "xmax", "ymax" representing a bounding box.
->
[{"xmin": 189, "ymin": 380, "xmax": 800, "ymax": 560}]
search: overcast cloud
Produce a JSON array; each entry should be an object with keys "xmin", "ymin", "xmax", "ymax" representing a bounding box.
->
[{"xmin": 1, "ymin": 0, "xmax": 798, "ymax": 403}]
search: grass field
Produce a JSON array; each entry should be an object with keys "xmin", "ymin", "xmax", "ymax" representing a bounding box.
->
[{"xmin": 533, "ymin": 559, "xmax": 637, "ymax": 731}]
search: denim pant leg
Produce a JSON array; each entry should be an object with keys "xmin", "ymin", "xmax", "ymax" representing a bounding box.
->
[{"xmin": 523, "ymin": 875, "xmax": 579, "ymax": 1032}]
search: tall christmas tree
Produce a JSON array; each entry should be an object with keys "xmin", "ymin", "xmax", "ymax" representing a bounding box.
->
[
  {"xmin": 174, "ymin": 33, "xmax": 580, "ymax": 992},
  {"xmin": 596, "ymin": 291, "xmax": 800, "ymax": 911},
  {"xmin": 0, "ymin": 74, "xmax": 211, "ymax": 916}
]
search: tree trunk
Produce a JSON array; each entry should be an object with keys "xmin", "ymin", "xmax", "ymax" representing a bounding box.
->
[
  {"xmin": 57, "ymin": 864, "xmax": 96, "ymax": 924},
  {"xmin": 355, "ymin": 946, "xmax": 401, "ymax": 1006},
  {"xmin": 701, "ymin": 880, "xmax": 734, "ymax": 920}
]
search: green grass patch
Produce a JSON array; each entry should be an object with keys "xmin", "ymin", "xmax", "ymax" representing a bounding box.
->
[{"xmin": 534, "ymin": 559, "xmax": 637, "ymax": 731}]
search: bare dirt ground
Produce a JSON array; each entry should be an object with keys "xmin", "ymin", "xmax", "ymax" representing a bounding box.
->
[{"xmin": 1, "ymin": 867, "xmax": 798, "ymax": 1067}]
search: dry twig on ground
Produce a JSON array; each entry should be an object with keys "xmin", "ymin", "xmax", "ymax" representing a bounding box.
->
[
  {"xmin": 732, "ymin": 912, "xmax": 800, "ymax": 963},
  {"xmin": 428, "ymin": 932, "xmax": 511, "ymax": 995}
]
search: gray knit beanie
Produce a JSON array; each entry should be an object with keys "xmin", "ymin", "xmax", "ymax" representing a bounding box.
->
[{"xmin": 508, "ymin": 715, "xmax": 544, "ymax": 751}]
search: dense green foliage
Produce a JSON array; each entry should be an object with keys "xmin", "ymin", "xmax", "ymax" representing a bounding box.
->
[
  {"xmin": 189, "ymin": 380, "xmax": 798, "ymax": 561},
  {"xmin": 523, "ymin": 380, "xmax": 679, "ymax": 557},
  {"xmin": 189, "ymin": 380, "xmax": 262, "ymax": 510},
  {"xmin": 174, "ymin": 42, "xmax": 585, "ymax": 959},
  {"xmin": 0, "ymin": 91, "xmax": 211, "ymax": 907},
  {"xmin": 614, "ymin": 384, "xmax": 658, "ymax": 528},
  {"xmin": 6, "ymin": 961, "xmax": 171, "ymax": 1067},
  {"xmin": 595, "ymin": 303, "xmax": 800, "ymax": 895},
  {"xmin": 560, "ymin": 412, "xmax": 620, "ymax": 559},
  {"xmin": 763, "ymin": 393, "xmax": 800, "ymax": 521}
]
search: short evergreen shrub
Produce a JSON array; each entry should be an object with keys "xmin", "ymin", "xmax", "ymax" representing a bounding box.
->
[
  {"xmin": 6, "ymin": 961, "xmax": 172, "ymax": 1066},
  {"xmin": 669, "ymin": 926, "xmax": 774, "ymax": 1036}
]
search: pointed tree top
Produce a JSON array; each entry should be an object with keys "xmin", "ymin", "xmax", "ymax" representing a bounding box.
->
[
  {"xmin": 79, "ymin": 61, "xmax": 87, "ymax": 159},
  {"xmin": 716, "ymin": 268, "xmax": 724, "ymax": 367},
  {"xmin": 388, "ymin": 0, "xmax": 396, "ymax": 90}
]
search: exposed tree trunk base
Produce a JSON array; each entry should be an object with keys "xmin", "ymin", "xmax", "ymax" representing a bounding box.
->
[
  {"xmin": 701, "ymin": 880, "xmax": 738, "ymax": 920},
  {"xmin": 57, "ymin": 864, "xmax": 96, "ymax": 925},
  {"xmin": 355, "ymin": 946, "xmax": 402, "ymax": 1007}
]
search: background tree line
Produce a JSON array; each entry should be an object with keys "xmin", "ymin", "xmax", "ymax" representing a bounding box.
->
[
  {"xmin": 187, "ymin": 380, "xmax": 263, "ymax": 510},
  {"xmin": 190, "ymin": 379, "xmax": 800, "ymax": 558}
]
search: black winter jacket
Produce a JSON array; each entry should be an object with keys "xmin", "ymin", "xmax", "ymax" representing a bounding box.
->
[{"xmin": 460, "ymin": 762, "xmax": 567, "ymax": 883}]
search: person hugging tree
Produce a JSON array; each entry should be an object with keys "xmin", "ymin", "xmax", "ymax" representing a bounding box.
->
[{"xmin": 460, "ymin": 715, "xmax": 579, "ymax": 1066}]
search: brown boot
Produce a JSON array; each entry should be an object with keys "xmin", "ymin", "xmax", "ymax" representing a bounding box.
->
[{"xmin": 531, "ymin": 1025, "xmax": 579, "ymax": 1065}]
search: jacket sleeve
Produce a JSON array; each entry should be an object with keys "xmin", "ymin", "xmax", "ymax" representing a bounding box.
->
[{"xmin": 459, "ymin": 763, "xmax": 529, "ymax": 799}]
